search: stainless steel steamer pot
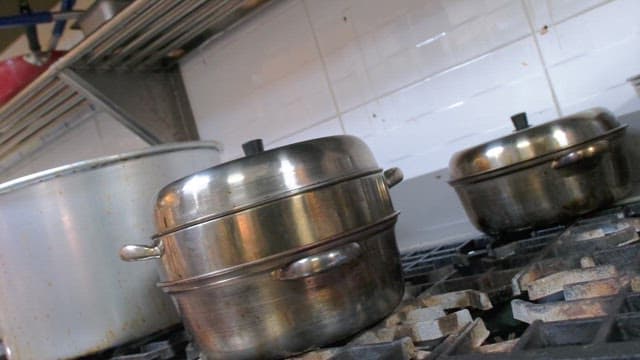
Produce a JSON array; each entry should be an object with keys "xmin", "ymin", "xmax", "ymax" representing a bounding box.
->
[
  {"xmin": 121, "ymin": 136, "xmax": 405, "ymax": 359},
  {"xmin": 0, "ymin": 142, "xmax": 221, "ymax": 360},
  {"xmin": 448, "ymin": 108, "xmax": 630, "ymax": 235}
]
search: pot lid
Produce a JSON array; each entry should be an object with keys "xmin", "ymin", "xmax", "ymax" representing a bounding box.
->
[
  {"xmin": 449, "ymin": 108, "xmax": 625, "ymax": 181},
  {"xmin": 154, "ymin": 135, "xmax": 380, "ymax": 235}
]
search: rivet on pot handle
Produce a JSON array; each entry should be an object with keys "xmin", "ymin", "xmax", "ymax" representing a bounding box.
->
[
  {"xmin": 273, "ymin": 242, "xmax": 362, "ymax": 281},
  {"xmin": 551, "ymin": 140, "xmax": 609, "ymax": 170},
  {"xmin": 383, "ymin": 167, "xmax": 403, "ymax": 188},
  {"xmin": 120, "ymin": 241, "xmax": 164, "ymax": 261}
]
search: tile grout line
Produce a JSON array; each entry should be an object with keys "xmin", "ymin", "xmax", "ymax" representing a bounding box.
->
[
  {"xmin": 327, "ymin": 0, "xmax": 611, "ymax": 121},
  {"xmin": 347, "ymin": 2, "xmax": 379, "ymax": 119},
  {"xmin": 301, "ymin": 0, "xmax": 347, "ymax": 135},
  {"xmin": 266, "ymin": 115, "xmax": 341, "ymax": 146},
  {"xmin": 549, "ymin": 0, "xmax": 615, "ymax": 28},
  {"xmin": 521, "ymin": 0, "xmax": 563, "ymax": 116},
  {"xmin": 334, "ymin": 33, "xmax": 532, "ymax": 118},
  {"xmin": 270, "ymin": 0, "xmax": 586, "ymax": 149}
]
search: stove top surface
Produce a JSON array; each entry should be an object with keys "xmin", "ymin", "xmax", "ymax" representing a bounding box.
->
[
  {"xmin": 9, "ymin": 202, "xmax": 640, "ymax": 360},
  {"xmin": 394, "ymin": 205, "xmax": 640, "ymax": 360}
]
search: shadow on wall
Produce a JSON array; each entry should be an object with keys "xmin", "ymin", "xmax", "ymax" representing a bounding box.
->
[{"xmin": 390, "ymin": 167, "xmax": 480, "ymax": 252}]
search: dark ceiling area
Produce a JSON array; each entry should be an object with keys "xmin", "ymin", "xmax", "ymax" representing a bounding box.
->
[{"xmin": 0, "ymin": 0, "xmax": 60, "ymax": 52}]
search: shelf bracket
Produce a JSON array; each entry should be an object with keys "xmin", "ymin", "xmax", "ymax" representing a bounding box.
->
[{"xmin": 58, "ymin": 67, "xmax": 199, "ymax": 144}]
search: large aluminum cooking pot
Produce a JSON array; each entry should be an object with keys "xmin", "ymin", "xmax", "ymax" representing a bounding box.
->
[
  {"xmin": 0, "ymin": 142, "xmax": 221, "ymax": 360},
  {"xmin": 448, "ymin": 108, "xmax": 630, "ymax": 235},
  {"xmin": 121, "ymin": 136, "xmax": 405, "ymax": 359}
]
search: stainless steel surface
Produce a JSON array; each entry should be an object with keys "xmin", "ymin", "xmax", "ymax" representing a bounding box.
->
[
  {"xmin": 121, "ymin": 242, "xmax": 163, "ymax": 261},
  {"xmin": 83, "ymin": 1, "xmax": 169, "ymax": 61},
  {"xmin": 0, "ymin": 93, "xmax": 88, "ymax": 159},
  {"xmin": 162, "ymin": 220, "xmax": 404, "ymax": 360},
  {"xmin": 0, "ymin": 0, "xmax": 271, "ymax": 168},
  {"xmin": 0, "ymin": 103, "xmax": 92, "ymax": 174},
  {"xmin": 0, "ymin": 142, "xmax": 221, "ymax": 360},
  {"xmin": 384, "ymin": 167, "xmax": 404, "ymax": 188},
  {"xmin": 550, "ymin": 139, "xmax": 610, "ymax": 169},
  {"xmin": 0, "ymin": 79, "xmax": 62, "ymax": 132},
  {"xmin": 59, "ymin": 68, "xmax": 200, "ymax": 144},
  {"xmin": 122, "ymin": 136, "xmax": 404, "ymax": 359},
  {"xmin": 152, "ymin": 135, "xmax": 383, "ymax": 236},
  {"xmin": 99, "ymin": 0, "xmax": 206, "ymax": 66},
  {"xmin": 74, "ymin": 0, "xmax": 132, "ymax": 35},
  {"xmin": 0, "ymin": 77, "xmax": 66, "ymax": 133},
  {"xmin": 124, "ymin": 172, "xmax": 398, "ymax": 282},
  {"xmin": 90, "ymin": 0, "xmax": 267, "ymax": 65},
  {"xmin": 122, "ymin": 136, "xmax": 403, "ymax": 284},
  {"xmin": 132, "ymin": 1, "xmax": 242, "ymax": 69},
  {"xmin": 273, "ymin": 242, "xmax": 363, "ymax": 280},
  {"xmin": 449, "ymin": 108, "xmax": 624, "ymax": 181},
  {"xmin": 449, "ymin": 108, "xmax": 631, "ymax": 235},
  {"xmin": 124, "ymin": 0, "xmax": 234, "ymax": 67}
]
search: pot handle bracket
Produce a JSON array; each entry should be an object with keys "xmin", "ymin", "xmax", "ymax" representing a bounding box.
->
[
  {"xmin": 273, "ymin": 242, "xmax": 363, "ymax": 281},
  {"xmin": 120, "ymin": 241, "xmax": 164, "ymax": 261},
  {"xmin": 551, "ymin": 140, "xmax": 609, "ymax": 170},
  {"xmin": 383, "ymin": 167, "xmax": 403, "ymax": 188}
]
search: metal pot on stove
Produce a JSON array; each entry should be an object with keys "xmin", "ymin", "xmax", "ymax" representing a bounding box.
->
[
  {"xmin": 448, "ymin": 108, "xmax": 631, "ymax": 236},
  {"xmin": 0, "ymin": 142, "xmax": 222, "ymax": 360},
  {"xmin": 120, "ymin": 135, "xmax": 405, "ymax": 359}
]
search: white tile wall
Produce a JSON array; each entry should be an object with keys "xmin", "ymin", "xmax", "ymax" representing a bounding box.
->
[
  {"xmin": 528, "ymin": 0, "xmax": 640, "ymax": 115},
  {"xmin": 182, "ymin": 0, "xmax": 640, "ymax": 174}
]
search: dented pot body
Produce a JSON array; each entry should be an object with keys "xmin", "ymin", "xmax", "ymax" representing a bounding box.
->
[{"xmin": 0, "ymin": 143, "xmax": 221, "ymax": 360}]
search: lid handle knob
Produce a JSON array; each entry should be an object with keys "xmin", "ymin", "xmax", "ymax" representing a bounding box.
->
[
  {"xmin": 511, "ymin": 112, "xmax": 529, "ymax": 131},
  {"xmin": 242, "ymin": 139, "xmax": 264, "ymax": 156}
]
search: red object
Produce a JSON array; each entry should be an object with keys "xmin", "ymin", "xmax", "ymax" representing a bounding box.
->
[{"xmin": 0, "ymin": 50, "xmax": 65, "ymax": 107}]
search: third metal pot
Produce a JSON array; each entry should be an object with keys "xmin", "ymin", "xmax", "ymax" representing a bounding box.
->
[{"xmin": 448, "ymin": 108, "xmax": 631, "ymax": 235}]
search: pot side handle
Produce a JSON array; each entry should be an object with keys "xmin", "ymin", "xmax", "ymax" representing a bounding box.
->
[
  {"xmin": 273, "ymin": 242, "xmax": 363, "ymax": 281},
  {"xmin": 551, "ymin": 139, "xmax": 609, "ymax": 170},
  {"xmin": 383, "ymin": 167, "xmax": 404, "ymax": 188},
  {"xmin": 120, "ymin": 242, "xmax": 164, "ymax": 262}
]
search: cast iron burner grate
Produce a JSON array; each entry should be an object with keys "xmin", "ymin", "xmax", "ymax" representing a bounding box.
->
[{"xmin": 73, "ymin": 326, "xmax": 192, "ymax": 360}]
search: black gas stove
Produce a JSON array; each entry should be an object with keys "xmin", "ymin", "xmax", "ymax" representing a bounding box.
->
[{"xmin": 12, "ymin": 201, "xmax": 640, "ymax": 360}]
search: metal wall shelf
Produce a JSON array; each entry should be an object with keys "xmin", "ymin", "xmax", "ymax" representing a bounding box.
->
[{"xmin": 0, "ymin": 0, "xmax": 270, "ymax": 167}]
